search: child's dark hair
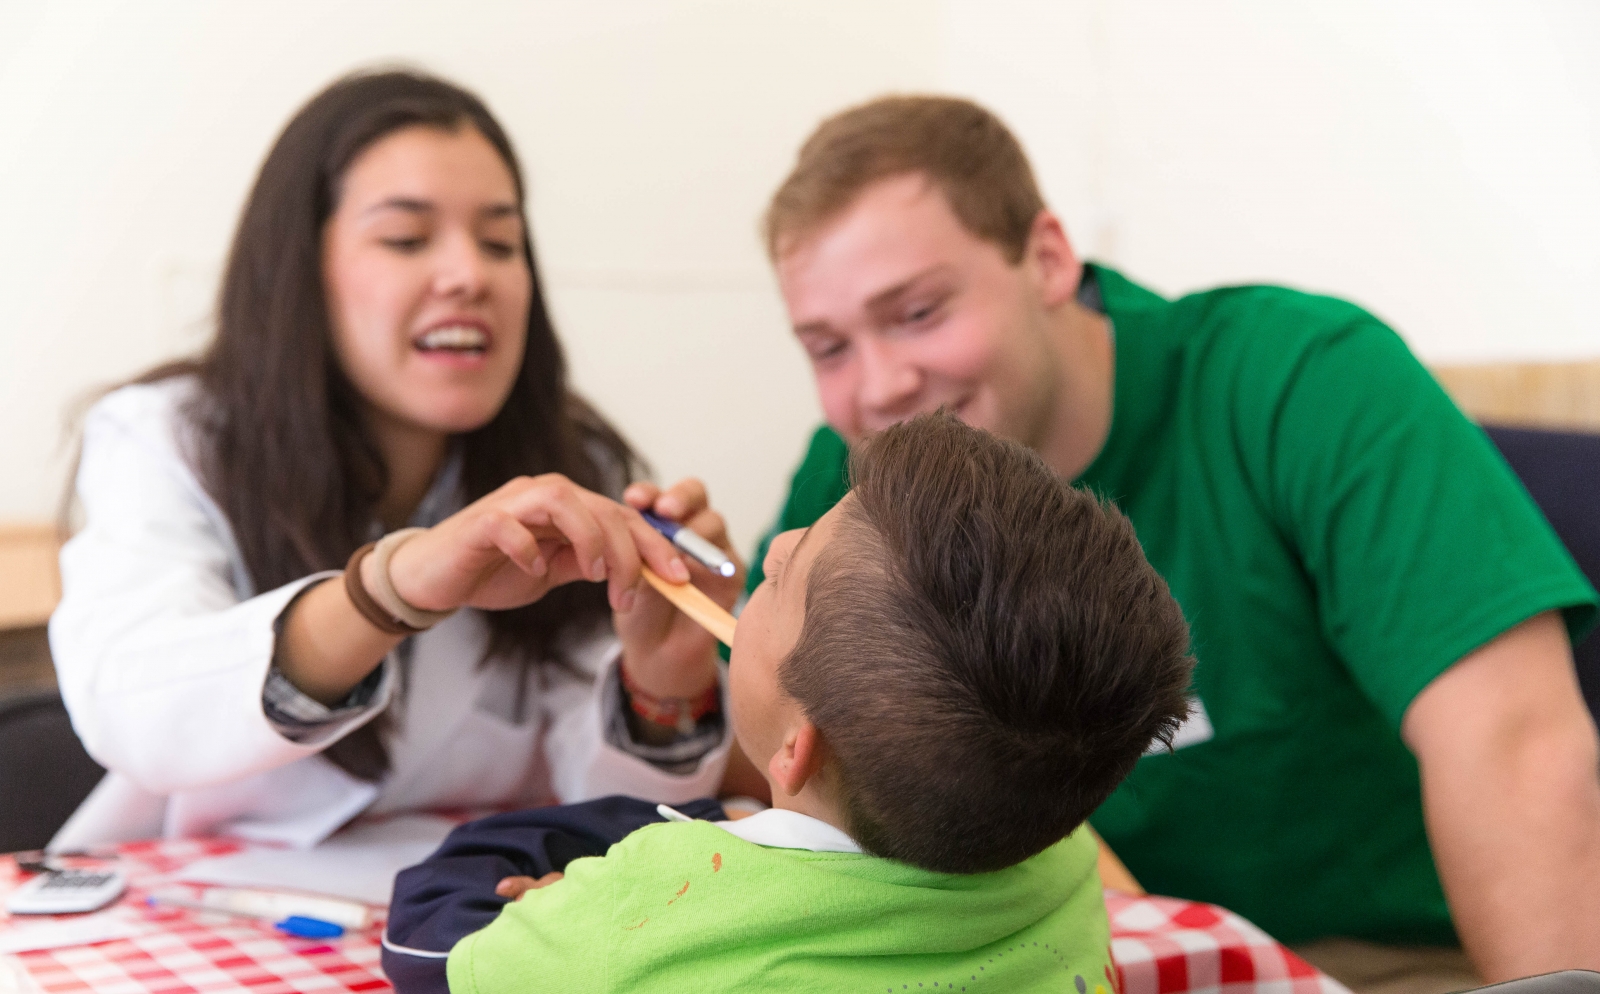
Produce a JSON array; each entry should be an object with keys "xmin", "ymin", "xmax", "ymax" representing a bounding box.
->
[{"xmin": 779, "ymin": 412, "xmax": 1194, "ymax": 874}]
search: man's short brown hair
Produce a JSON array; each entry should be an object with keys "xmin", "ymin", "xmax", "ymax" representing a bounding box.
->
[
  {"xmin": 779, "ymin": 412, "xmax": 1194, "ymax": 875},
  {"xmin": 763, "ymin": 95, "xmax": 1046, "ymax": 263}
]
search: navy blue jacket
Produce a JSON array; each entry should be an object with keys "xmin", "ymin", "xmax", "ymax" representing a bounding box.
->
[{"xmin": 383, "ymin": 796, "xmax": 727, "ymax": 994}]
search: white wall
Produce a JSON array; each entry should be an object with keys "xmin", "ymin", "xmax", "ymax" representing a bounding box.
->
[
  {"xmin": 5, "ymin": 0, "xmax": 1598, "ymax": 549},
  {"xmin": 944, "ymin": 0, "xmax": 1600, "ymax": 363},
  {"xmin": 0, "ymin": 0, "xmax": 940, "ymax": 548}
]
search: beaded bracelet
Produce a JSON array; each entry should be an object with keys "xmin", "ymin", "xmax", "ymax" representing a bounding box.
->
[{"xmin": 620, "ymin": 662, "xmax": 721, "ymax": 735}]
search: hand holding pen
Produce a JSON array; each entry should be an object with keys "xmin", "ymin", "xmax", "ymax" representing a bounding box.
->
[
  {"xmin": 623, "ymin": 479, "xmax": 744, "ymax": 584},
  {"xmin": 614, "ymin": 478, "xmax": 743, "ymax": 701}
]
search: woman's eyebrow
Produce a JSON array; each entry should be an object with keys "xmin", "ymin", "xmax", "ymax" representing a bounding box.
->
[
  {"xmin": 359, "ymin": 198, "xmax": 520, "ymax": 221},
  {"xmin": 361, "ymin": 196, "xmax": 433, "ymax": 216}
]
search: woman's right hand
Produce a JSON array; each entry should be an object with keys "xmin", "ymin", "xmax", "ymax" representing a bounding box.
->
[{"xmin": 384, "ymin": 473, "xmax": 692, "ymax": 615}]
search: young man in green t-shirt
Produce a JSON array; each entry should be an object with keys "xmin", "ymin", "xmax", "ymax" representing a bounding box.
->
[
  {"xmin": 746, "ymin": 95, "xmax": 1600, "ymax": 990},
  {"xmin": 443, "ymin": 413, "xmax": 1194, "ymax": 994}
]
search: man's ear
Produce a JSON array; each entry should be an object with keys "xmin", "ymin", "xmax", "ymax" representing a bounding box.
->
[
  {"xmin": 1024, "ymin": 209, "xmax": 1082, "ymax": 308},
  {"xmin": 767, "ymin": 719, "xmax": 827, "ymax": 798}
]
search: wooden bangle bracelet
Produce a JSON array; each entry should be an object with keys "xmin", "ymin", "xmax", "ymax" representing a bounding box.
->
[
  {"xmin": 343, "ymin": 542, "xmax": 424, "ymax": 636},
  {"xmin": 369, "ymin": 528, "xmax": 456, "ymax": 630}
]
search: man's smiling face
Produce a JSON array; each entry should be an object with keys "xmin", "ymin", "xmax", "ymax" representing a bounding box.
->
[{"xmin": 774, "ymin": 172, "xmax": 1063, "ymax": 449}]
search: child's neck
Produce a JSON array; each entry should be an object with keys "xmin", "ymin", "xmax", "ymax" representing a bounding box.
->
[{"xmin": 765, "ymin": 777, "xmax": 853, "ymax": 839}]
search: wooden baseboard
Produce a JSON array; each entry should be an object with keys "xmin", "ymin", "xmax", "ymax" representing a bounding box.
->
[
  {"xmin": 1432, "ymin": 360, "xmax": 1600, "ymax": 432},
  {"xmin": 0, "ymin": 523, "xmax": 62, "ymax": 630}
]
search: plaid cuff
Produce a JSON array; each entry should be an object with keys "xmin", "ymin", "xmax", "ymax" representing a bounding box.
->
[
  {"xmin": 262, "ymin": 663, "xmax": 386, "ymax": 744},
  {"xmin": 601, "ymin": 662, "xmax": 726, "ymax": 774}
]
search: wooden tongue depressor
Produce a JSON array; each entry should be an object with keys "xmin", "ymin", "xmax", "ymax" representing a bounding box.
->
[
  {"xmin": 511, "ymin": 520, "xmax": 736, "ymax": 644},
  {"xmin": 639, "ymin": 566, "xmax": 737, "ymax": 647}
]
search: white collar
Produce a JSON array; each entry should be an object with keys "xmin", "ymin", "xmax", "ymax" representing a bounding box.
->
[
  {"xmin": 656, "ymin": 804, "xmax": 862, "ymax": 854},
  {"xmin": 712, "ymin": 808, "xmax": 862, "ymax": 854}
]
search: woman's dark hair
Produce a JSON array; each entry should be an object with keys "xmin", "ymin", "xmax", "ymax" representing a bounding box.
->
[
  {"xmin": 129, "ymin": 69, "xmax": 639, "ymax": 780},
  {"xmin": 780, "ymin": 412, "xmax": 1194, "ymax": 874}
]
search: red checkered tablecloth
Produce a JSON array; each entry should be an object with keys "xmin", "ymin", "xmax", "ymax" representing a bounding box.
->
[
  {"xmin": 1, "ymin": 839, "xmax": 388, "ymax": 994},
  {"xmin": 1, "ymin": 839, "xmax": 1346, "ymax": 994},
  {"xmin": 1107, "ymin": 892, "xmax": 1346, "ymax": 994}
]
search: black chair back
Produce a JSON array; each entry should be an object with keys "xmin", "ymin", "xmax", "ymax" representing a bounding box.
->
[
  {"xmin": 1484, "ymin": 426, "xmax": 1600, "ymax": 722},
  {"xmin": 0, "ymin": 689, "xmax": 104, "ymax": 852}
]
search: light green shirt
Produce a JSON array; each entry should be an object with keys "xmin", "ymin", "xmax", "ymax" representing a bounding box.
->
[{"xmin": 447, "ymin": 813, "xmax": 1114, "ymax": 994}]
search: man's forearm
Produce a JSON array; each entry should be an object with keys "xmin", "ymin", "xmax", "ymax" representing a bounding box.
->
[
  {"xmin": 1405, "ymin": 612, "xmax": 1600, "ymax": 980},
  {"xmin": 1419, "ymin": 720, "xmax": 1600, "ymax": 978}
]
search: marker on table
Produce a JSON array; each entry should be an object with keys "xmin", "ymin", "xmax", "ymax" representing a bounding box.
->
[
  {"xmin": 641, "ymin": 511, "xmax": 737, "ymax": 578},
  {"xmin": 145, "ymin": 888, "xmax": 363, "ymax": 939}
]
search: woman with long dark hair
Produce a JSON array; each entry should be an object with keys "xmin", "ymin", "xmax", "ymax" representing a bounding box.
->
[{"xmin": 48, "ymin": 70, "xmax": 740, "ymax": 846}]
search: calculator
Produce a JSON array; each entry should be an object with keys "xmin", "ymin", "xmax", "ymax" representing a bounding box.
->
[{"xmin": 6, "ymin": 869, "xmax": 128, "ymax": 915}]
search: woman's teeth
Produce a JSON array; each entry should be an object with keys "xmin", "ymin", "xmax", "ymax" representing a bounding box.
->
[{"xmin": 417, "ymin": 326, "xmax": 488, "ymax": 352}]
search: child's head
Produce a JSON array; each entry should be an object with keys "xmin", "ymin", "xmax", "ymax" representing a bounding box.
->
[{"xmin": 729, "ymin": 411, "xmax": 1193, "ymax": 874}]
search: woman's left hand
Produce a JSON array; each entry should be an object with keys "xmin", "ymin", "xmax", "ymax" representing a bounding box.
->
[{"xmin": 613, "ymin": 478, "xmax": 745, "ymax": 701}]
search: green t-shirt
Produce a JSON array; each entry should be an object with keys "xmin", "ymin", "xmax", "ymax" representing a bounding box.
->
[
  {"xmin": 747, "ymin": 265, "xmax": 1598, "ymax": 946},
  {"xmin": 447, "ymin": 820, "xmax": 1114, "ymax": 994}
]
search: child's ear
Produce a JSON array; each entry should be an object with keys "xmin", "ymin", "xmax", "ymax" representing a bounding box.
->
[{"xmin": 768, "ymin": 719, "xmax": 827, "ymax": 797}]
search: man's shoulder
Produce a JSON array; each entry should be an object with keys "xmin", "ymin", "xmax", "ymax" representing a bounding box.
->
[
  {"xmin": 1097, "ymin": 262, "xmax": 1364, "ymax": 320},
  {"xmin": 1149, "ymin": 278, "xmax": 1411, "ymax": 405},
  {"xmin": 1097, "ymin": 265, "xmax": 1402, "ymax": 396},
  {"xmin": 1172, "ymin": 280, "xmax": 1383, "ymax": 355}
]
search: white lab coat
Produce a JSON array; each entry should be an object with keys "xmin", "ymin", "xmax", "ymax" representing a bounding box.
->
[{"xmin": 47, "ymin": 379, "xmax": 729, "ymax": 849}]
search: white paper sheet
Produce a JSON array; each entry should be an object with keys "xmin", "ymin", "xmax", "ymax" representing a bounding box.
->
[
  {"xmin": 0, "ymin": 954, "xmax": 41, "ymax": 994},
  {"xmin": 0, "ymin": 913, "xmax": 144, "ymax": 955},
  {"xmin": 175, "ymin": 813, "xmax": 457, "ymax": 905}
]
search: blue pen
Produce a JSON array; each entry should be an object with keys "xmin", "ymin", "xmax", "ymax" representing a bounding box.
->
[
  {"xmin": 145, "ymin": 893, "xmax": 347, "ymax": 938},
  {"xmin": 640, "ymin": 511, "xmax": 737, "ymax": 578}
]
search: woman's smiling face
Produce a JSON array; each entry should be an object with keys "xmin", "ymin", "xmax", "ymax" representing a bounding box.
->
[{"xmin": 322, "ymin": 123, "xmax": 532, "ymax": 437}]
